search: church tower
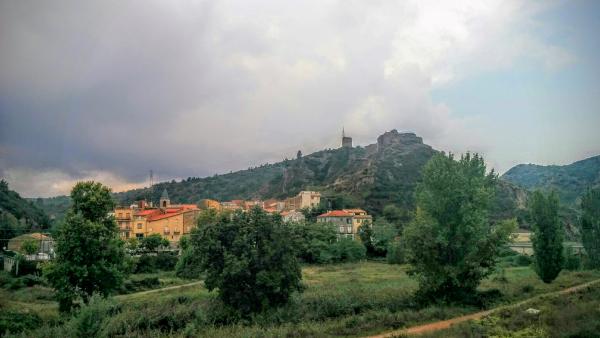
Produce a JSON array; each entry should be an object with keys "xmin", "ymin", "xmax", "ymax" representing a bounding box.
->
[
  {"xmin": 159, "ymin": 188, "xmax": 171, "ymax": 208},
  {"xmin": 341, "ymin": 128, "xmax": 353, "ymax": 148}
]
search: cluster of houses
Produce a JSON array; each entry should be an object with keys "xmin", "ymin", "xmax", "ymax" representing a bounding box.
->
[{"xmin": 114, "ymin": 189, "xmax": 373, "ymax": 244}]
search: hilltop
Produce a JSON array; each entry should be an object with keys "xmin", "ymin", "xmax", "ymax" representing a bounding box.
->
[
  {"xmin": 33, "ymin": 130, "xmax": 527, "ymax": 224},
  {"xmin": 502, "ymin": 155, "xmax": 600, "ymax": 206},
  {"xmin": 114, "ymin": 130, "xmax": 525, "ymax": 221}
]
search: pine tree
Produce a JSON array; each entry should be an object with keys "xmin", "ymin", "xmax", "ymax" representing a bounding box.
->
[{"xmin": 530, "ymin": 191, "xmax": 564, "ymax": 283}]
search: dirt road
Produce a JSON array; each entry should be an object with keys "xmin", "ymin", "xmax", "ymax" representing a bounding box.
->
[
  {"xmin": 367, "ymin": 279, "xmax": 600, "ymax": 338},
  {"xmin": 116, "ymin": 280, "xmax": 203, "ymax": 299}
]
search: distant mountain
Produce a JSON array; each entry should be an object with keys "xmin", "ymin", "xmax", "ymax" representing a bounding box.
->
[
  {"xmin": 502, "ymin": 155, "xmax": 600, "ymax": 206},
  {"xmin": 0, "ymin": 180, "xmax": 51, "ymax": 232}
]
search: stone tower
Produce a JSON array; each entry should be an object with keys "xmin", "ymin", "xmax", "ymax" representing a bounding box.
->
[
  {"xmin": 159, "ymin": 188, "xmax": 171, "ymax": 208},
  {"xmin": 341, "ymin": 128, "xmax": 353, "ymax": 148}
]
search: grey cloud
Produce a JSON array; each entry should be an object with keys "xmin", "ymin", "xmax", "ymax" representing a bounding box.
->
[{"xmin": 0, "ymin": 0, "xmax": 576, "ymax": 196}]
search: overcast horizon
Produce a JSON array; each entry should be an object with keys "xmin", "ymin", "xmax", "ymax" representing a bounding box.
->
[{"xmin": 1, "ymin": 0, "xmax": 600, "ymax": 198}]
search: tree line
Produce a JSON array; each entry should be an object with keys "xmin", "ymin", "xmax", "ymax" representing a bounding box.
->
[{"xmin": 37, "ymin": 152, "xmax": 600, "ymax": 317}]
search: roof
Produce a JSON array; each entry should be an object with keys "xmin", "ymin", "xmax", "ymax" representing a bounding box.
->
[
  {"xmin": 160, "ymin": 188, "xmax": 169, "ymax": 200},
  {"xmin": 317, "ymin": 210, "xmax": 353, "ymax": 217},
  {"xmin": 135, "ymin": 210, "xmax": 158, "ymax": 216},
  {"xmin": 342, "ymin": 208, "xmax": 367, "ymax": 214}
]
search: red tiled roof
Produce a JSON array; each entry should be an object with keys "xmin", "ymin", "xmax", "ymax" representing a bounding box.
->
[
  {"xmin": 135, "ymin": 210, "xmax": 158, "ymax": 216},
  {"xmin": 317, "ymin": 210, "xmax": 353, "ymax": 217}
]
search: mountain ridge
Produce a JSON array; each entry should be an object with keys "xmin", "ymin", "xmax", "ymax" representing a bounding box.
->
[{"xmin": 502, "ymin": 155, "xmax": 600, "ymax": 205}]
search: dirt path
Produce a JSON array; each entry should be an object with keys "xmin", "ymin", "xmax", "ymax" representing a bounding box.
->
[
  {"xmin": 116, "ymin": 280, "xmax": 203, "ymax": 299},
  {"xmin": 367, "ymin": 279, "xmax": 600, "ymax": 338}
]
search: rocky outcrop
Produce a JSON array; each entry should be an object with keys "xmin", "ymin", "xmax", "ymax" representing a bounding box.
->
[{"xmin": 377, "ymin": 129, "xmax": 423, "ymax": 153}]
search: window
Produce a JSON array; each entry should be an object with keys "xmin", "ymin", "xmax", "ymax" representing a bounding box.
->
[
  {"xmin": 118, "ymin": 213, "xmax": 123, "ymax": 218},
  {"xmin": 339, "ymin": 226, "xmax": 344, "ymax": 233},
  {"xmin": 137, "ymin": 223, "xmax": 142, "ymax": 229},
  {"xmin": 347, "ymin": 226, "xmax": 352, "ymax": 234},
  {"xmin": 126, "ymin": 213, "xmax": 130, "ymax": 218},
  {"xmin": 346, "ymin": 218, "xmax": 351, "ymax": 224},
  {"xmin": 136, "ymin": 233, "xmax": 144, "ymax": 239}
]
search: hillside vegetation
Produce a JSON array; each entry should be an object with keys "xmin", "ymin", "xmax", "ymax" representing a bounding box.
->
[
  {"xmin": 33, "ymin": 130, "xmax": 527, "ymax": 223},
  {"xmin": 502, "ymin": 155, "xmax": 600, "ymax": 206},
  {"xmin": 0, "ymin": 180, "xmax": 50, "ymax": 232}
]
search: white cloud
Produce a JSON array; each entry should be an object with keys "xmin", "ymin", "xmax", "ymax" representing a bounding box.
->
[{"xmin": 0, "ymin": 0, "xmax": 575, "ymax": 196}]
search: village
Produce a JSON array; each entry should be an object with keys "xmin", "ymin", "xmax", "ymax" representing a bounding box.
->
[{"xmin": 113, "ymin": 189, "xmax": 373, "ymax": 244}]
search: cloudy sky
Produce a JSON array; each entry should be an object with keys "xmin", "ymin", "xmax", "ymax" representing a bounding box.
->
[{"xmin": 1, "ymin": 0, "xmax": 599, "ymax": 197}]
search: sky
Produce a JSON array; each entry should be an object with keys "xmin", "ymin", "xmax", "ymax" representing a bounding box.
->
[{"xmin": 1, "ymin": 0, "xmax": 599, "ymax": 198}]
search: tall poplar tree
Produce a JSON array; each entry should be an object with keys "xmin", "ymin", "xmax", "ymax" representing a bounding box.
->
[
  {"xmin": 402, "ymin": 152, "xmax": 515, "ymax": 302},
  {"xmin": 580, "ymin": 188, "xmax": 600, "ymax": 268},
  {"xmin": 530, "ymin": 191, "xmax": 564, "ymax": 283}
]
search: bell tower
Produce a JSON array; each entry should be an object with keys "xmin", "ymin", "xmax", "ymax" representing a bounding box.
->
[
  {"xmin": 159, "ymin": 188, "xmax": 171, "ymax": 208},
  {"xmin": 341, "ymin": 127, "xmax": 353, "ymax": 148}
]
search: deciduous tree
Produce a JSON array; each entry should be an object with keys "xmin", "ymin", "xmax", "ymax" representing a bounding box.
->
[
  {"xmin": 44, "ymin": 182, "xmax": 126, "ymax": 312},
  {"xmin": 402, "ymin": 152, "xmax": 515, "ymax": 302},
  {"xmin": 530, "ymin": 190, "xmax": 564, "ymax": 283},
  {"xmin": 185, "ymin": 207, "xmax": 302, "ymax": 315},
  {"xmin": 580, "ymin": 188, "xmax": 600, "ymax": 268}
]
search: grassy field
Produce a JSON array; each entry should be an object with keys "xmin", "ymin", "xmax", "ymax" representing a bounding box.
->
[
  {"xmin": 2, "ymin": 262, "xmax": 600, "ymax": 337},
  {"xmin": 422, "ymin": 281, "xmax": 600, "ymax": 337}
]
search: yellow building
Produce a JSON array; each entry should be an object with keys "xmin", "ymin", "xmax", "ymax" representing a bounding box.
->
[
  {"xmin": 316, "ymin": 209, "xmax": 372, "ymax": 240},
  {"xmin": 284, "ymin": 191, "xmax": 321, "ymax": 210},
  {"xmin": 116, "ymin": 189, "xmax": 200, "ymax": 243},
  {"xmin": 199, "ymin": 199, "xmax": 221, "ymax": 211}
]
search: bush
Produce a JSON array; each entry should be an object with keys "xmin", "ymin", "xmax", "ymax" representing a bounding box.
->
[
  {"xmin": 332, "ymin": 238, "xmax": 366, "ymax": 262},
  {"xmin": 21, "ymin": 274, "xmax": 45, "ymax": 287},
  {"xmin": 0, "ymin": 310, "xmax": 42, "ymax": 336},
  {"xmin": 66, "ymin": 294, "xmax": 118, "ymax": 337},
  {"xmin": 386, "ymin": 239, "xmax": 404, "ymax": 264},
  {"xmin": 514, "ymin": 254, "xmax": 533, "ymax": 267},
  {"xmin": 176, "ymin": 248, "xmax": 203, "ymax": 279},
  {"xmin": 133, "ymin": 253, "xmax": 178, "ymax": 273},
  {"xmin": 11, "ymin": 258, "xmax": 40, "ymax": 276},
  {"xmin": 563, "ymin": 247, "xmax": 581, "ymax": 271}
]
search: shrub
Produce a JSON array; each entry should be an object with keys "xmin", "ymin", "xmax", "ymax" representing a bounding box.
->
[
  {"xmin": 332, "ymin": 238, "xmax": 366, "ymax": 262},
  {"xmin": 514, "ymin": 254, "xmax": 532, "ymax": 267},
  {"xmin": 386, "ymin": 239, "xmax": 404, "ymax": 264},
  {"xmin": 176, "ymin": 248, "xmax": 203, "ymax": 279},
  {"xmin": 133, "ymin": 252, "xmax": 177, "ymax": 273},
  {"xmin": 65, "ymin": 294, "xmax": 118, "ymax": 337},
  {"xmin": 563, "ymin": 247, "xmax": 581, "ymax": 271},
  {"xmin": 0, "ymin": 310, "xmax": 42, "ymax": 336},
  {"xmin": 11, "ymin": 257, "xmax": 40, "ymax": 277}
]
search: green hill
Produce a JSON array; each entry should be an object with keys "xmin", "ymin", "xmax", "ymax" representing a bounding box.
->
[
  {"xmin": 502, "ymin": 155, "xmax": 600, "ymax": 206},
  {"xmin": 1, "ymin": 180, "xmax": 51, "ymax": 248},
  {"xmin": 35, "ymin": 130, "xmax": 527, "ymax": 224}
]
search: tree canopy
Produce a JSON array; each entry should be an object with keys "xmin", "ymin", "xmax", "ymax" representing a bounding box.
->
[
  {"xmin": 402, "ymin": 152, "xmax": 515, "ymax": 302},
  {"xmin": 530, "ymin": 190, "xmax": 564, "ymax": 283},
  {"xmin": 44, "ymin": 181, "xmax": 126, "ymax": 312},
  {"xmin": 184, "ymin": 207, "xmax": 302, "ymax": 315},
  {"xmin": 580, "ymin": 188, "xmax": 600, "ymax": 268}
]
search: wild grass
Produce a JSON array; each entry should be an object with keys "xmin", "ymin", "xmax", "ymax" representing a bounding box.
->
[
  {"xmin": 422, "ymin": 280, "xmax": 600, "ymax": 338},
  {"xmin": 5, "ymin": 262, "xmax": 600, "ymax": 337}
]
